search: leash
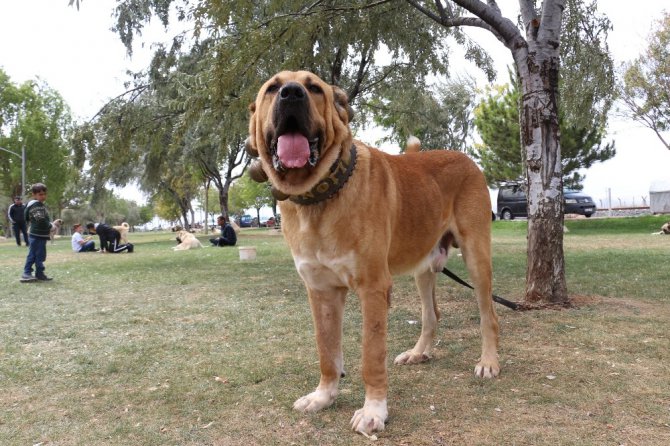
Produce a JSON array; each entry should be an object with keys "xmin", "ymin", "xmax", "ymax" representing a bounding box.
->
[{"xmin": 441, "ymin": 267, "xmax": 523, "ymax": 311}]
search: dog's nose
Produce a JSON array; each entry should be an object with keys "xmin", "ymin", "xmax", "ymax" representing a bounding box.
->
[{"xmin": 279, "ymin": 82, "xmax": 306, "ymax": 102}]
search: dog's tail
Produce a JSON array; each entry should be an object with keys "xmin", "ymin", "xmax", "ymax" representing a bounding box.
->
[
  {"xmin": 121, "ymin": 222, "xmax": 129, "ymax": 229},
  {"xmin": 405, "ymin": 136, "xmax": 421, "ymax": 153}
]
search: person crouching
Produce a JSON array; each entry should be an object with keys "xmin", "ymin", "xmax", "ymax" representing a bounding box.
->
[{"xmin": 86, "ymin": 222, "xmax": 134, "ymax": 253}]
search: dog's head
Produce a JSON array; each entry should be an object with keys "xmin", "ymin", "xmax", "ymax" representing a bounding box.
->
[
  {"xmin": 248, "ymin": 71, "xmax": 354, "ymax": 196},
  {"xmin": 52, "ymin": 219, "xmax": 63, "ymax": 227},
  {"xmin": 175, "ymin": 230, "xmax": 190, "ymax": 241}
]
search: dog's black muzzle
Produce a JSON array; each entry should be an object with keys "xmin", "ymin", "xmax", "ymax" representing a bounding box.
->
[
  {"xmin": 268, "ymin": 82, "xmax": 320, "ymax": 171},
  {"xmin": 272, "ymin": 82, "xmax": 311, "ymax": 136}
]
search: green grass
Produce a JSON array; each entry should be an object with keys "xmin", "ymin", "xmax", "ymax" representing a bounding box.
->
[
  {"xmin": 492, "ymin": 214, "xmax": 669, "ymax": 236},
  {"xmin": 0, "ymin": 219, "xmax": 669, "ymax": 445}
]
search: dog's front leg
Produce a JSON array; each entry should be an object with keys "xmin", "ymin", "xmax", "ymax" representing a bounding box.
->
[
  {"xmin": 293, "ymin": 287, "xmax": 347, "ymax": 413},
  {"xmin": 350, "ymin": 284, "xmax": 391, "ymax": 435}
]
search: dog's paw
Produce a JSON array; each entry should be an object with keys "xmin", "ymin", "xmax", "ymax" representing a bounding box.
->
[
  {"xmin": 293, "ymin": 388, "xmax": 337, "ymax": 413},
  {"xmin": 474, "ymin": 358, "xmax": 500, "ymax": 378},
  {"xmin": 351, "ymin": 399, "xmax": 387, "ymax": 435},
  {"xmin": 393, "ymin": 350, "xmax": 430, "ymax": 365}
]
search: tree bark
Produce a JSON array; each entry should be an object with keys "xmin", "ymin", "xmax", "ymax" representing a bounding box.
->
[
  {"xmin": 514, "ymin": 2, "xmax": 569, "ymax": 304},
  {"xmin": 443, "ymin": 0, "xmax": 570, "ymax": 304}
]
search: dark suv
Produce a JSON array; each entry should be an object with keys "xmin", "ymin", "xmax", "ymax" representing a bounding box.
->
[{"xmin": 497, "ymin": 184, "xmax": 596, "ymax": 220}]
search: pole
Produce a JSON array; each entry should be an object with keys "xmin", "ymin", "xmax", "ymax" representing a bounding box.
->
[
  {"xmin": 204, "ymin": 180, "xmax": 209, "ymax": 235},
  {"xmin": 22, "ymin": 145, "xmax": 26, "ymax": 197},
  {"xmin": 607, "ymin": 188, "xmax": 612, "ymax": 217}
]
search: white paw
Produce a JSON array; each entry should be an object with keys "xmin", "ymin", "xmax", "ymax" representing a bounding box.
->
[
  {"xmin": 350, "ymin": 399, "xmax": 387, "ymax": 435},
  {"xmin": 393, "ymin": 350, "xmax": 430, "ymax": 365},
  {"xmin": 474, "ymin": 359, "xmax": 500, "ymax": 378},
  {"xmin": 293, "ymin": 388, "xmax": 337, "ymax": 413}
]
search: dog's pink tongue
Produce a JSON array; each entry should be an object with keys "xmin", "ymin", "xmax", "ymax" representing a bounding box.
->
[{"xmin": 277, "ymin": 133, "xmax": 310, "ymax": 168}]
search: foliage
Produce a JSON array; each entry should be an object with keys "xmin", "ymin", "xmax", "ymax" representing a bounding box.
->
[
  {"xmin": 619, "ymin": 12, "xmax": 670, "ymax": 149},
  {"xmin": 0, "ymin": 69, "xmax": 73, "ymax": 205},
  {"xmin": 151, "ymin": 189, "xmax": 183, "ymax": 224},
  {"xmin": 371, "ymin": 76, "xmax": 478, "ymax": 151},
  {"xmin": 474, "ymin": 75, "xmax": 616, "ymax": 189},
  {"xmin": 560, "ymin": 0, "xmax": 615, "ymax": 129},
  {"xmin": 198, "ymin": 186, "xmax": 223, "ymax": 223},
  {"xmin": 472, "ymin": 82, "xmax": 522, "ymax": 184},
  {"xmin": 102, "ymin": 0, "xmax": 457, "ymax": 130},
  {"xmin": 229, "ymin": 173, "xmax": 274, "ymax": 220}
]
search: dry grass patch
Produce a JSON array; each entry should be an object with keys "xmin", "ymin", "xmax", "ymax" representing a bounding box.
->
[{"xmin": 0, "ymin": 225, "xmax": 669, "ymax": 445}]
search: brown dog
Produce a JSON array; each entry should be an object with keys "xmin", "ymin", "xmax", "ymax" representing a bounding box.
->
[{"xmin": 247, "ymin": 71, "xmax": 499, "ymax": 435}]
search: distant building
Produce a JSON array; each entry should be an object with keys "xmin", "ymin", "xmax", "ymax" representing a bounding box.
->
[{"xmin": 650, "ymin": 180, "xmax": 670, "ymax": 214}]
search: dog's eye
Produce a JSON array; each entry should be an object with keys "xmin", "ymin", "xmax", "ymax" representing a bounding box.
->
[
  {"xmin": 308, "ymin": 84, "xmax": 323, "ymax": 94},
  {"xmin": 266, "ymin": 83, "xmax": 280, "ymax": 94}
]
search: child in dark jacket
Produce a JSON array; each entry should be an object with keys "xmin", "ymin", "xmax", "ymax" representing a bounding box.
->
[{"xmin": 20, "ymin": 183, "xmax": 53, "ymax": 282}]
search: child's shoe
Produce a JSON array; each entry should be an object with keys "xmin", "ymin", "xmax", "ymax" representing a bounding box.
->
[{"xmin": 20, "ymin": 273, "xmax": 36, "ymax": 283}]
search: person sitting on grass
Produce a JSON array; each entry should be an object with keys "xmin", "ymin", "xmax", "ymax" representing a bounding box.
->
[
  {"xmin": 71, "ymin": 223, "xmax": 97, "ymax": 252},
  {"xmin": 210, "ymin": 215, "xmax": 237, "ymax": 247}
]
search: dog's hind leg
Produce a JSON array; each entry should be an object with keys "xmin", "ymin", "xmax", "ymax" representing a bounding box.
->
[
  {"xmin": 394, "ymin": 268, "xmax": 439, "ymax": 365},
  {"xmin": 458, "ymin": 234, "xmax": 500, "ymax": 378},
  {"xmin": 293, "ymin": 286, "xmax": 347, "ymax": 413}
]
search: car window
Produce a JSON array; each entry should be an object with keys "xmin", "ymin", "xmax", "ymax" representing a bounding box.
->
[{"xmin": 500, "ymin": 187, "xmax": 525, "ymax": 199}]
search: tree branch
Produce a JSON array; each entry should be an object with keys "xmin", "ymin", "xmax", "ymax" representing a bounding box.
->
[
  {"xmin": 619, "ymin": 94, "xmax": 670, "ymax": 150},
  {"xmin": 450, "ymin": 0, "xmax": 517, "ymax": 41},
  {"xmin": 406, "ymin": 0, "xmax": 520, "ymax": 48},
  {"xmin": 518, "ymin": 0, "xmax": 538, "ymax": 33},
  {"xmin": 89, "ymin": 84, "xmax": 149, "ymax": 122},
  {"xmin": 538, "ymin": 0, "xmax": 565, "ymax": 43}
]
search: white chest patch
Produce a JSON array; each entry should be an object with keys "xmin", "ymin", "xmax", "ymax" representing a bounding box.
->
[{"xmin": 294, "ymin": 250, "xmax": 357, "ymax": 291}]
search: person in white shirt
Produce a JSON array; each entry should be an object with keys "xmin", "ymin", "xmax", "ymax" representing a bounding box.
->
[{"xmin": 71, "ymin": 223, "xmax": 97, "ymax": 252}]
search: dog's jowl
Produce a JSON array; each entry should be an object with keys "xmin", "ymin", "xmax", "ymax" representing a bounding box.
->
[{"xmin": 247, "ymin": 71, "xmax": 500, "ymax": 435}]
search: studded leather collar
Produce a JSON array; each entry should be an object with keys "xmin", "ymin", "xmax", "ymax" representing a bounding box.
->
[{"xmin": 289, "ymin": 144, "xmax": 357, "ymax": 205}]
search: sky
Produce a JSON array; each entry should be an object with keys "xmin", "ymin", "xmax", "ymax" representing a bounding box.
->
[{"xmin": 1, "ymin": 0, "xmax": 669, "ymax": 208}]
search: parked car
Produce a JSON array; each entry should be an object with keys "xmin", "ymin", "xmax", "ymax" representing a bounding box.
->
[
  {"xmin": 237, "ymin": 214, "xmax": 253, "ymax": 227},
  {"xmin": 497, "ymin": 183, "xmax": 596, "ymax": 220},
  {"xmin": 563, "ymin": 191, "xmax": 597, "ymax": 216}
]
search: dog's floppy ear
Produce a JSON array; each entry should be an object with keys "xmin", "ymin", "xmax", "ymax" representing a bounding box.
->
[
  {"xmin": 247, "ymin": 102, "xmax": 259, "ymax": 158},
  {"xmin": 332, "ymin": 86, "xmax": 354, "ymax": 124}
]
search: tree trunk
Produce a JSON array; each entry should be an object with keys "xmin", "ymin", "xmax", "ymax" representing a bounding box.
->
[
  {"xmin": 408, "ymin": 0, "xmax": 570, "ymax": 305},
  {"xmin": 517, "ymin": 39, "xmax": 569, "ymax": 305},
  {"xmin": 218, "ymin": 186, "xmax": 230, "ymax": 219}
]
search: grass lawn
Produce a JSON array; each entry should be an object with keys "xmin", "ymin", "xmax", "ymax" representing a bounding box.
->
[{"xmin": 1, "ymin": 216, "xmax": 669, "ymax": 445}]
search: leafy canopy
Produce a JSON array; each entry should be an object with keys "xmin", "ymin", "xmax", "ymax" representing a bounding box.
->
[
  {"xmin": 0, "ymin": 69, "xmax": 72, "ymax": 206},
  {"xmin": 474, "ymin": 75, "xmax": 615, "ymax": 190},
  {"xmin": 620, "ymin": 12, "xmax": 670, "ymax": 150}
]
